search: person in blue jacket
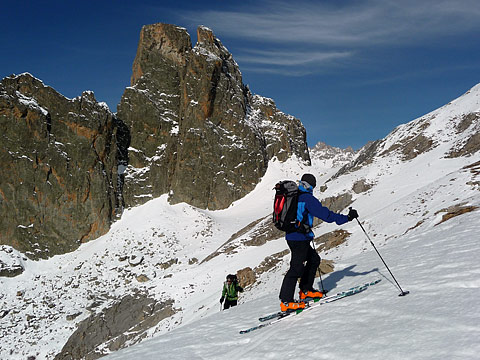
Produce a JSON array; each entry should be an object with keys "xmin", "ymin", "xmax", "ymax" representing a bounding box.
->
[{"xmin": 279, "ymin": 173, "xmax": 358, "ymax": 312}]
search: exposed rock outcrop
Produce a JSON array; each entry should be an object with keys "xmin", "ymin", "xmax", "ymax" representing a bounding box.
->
[
  {"xmin": 55, "ymin": 294, "xmax": 175, "ymax": 360},
  {"xmin": 0, "ymin": 245, "xmax": 25, "ymax": 277},
  {"xmin": 0, "ymin": 73, "xmax": 126, "ymax": 259},
  {"xmin": 352, "ymin": 179, "xmax": 374, "ymax": 194},
  {"xmin": 333, "ymin": 140, "xmax": 381, "ymax": 178},
  {"xmin": 319, "ymin": 193, "xmax": 353, "ymax": 214},
  {"xmin": 201, "ymin": 215, "xmax": 283, "ymax": 263},
  {"xmin": 237, "ymin": 267, "xmax": 256, "ymax": 288},
  {"xmin": 118, "ymin": 23, "xmax": 310, "ymax": 210},
  {"xmin": 434, "ymin": 203, "xmax": 479, "ymax": 226},
  {"xmin": 313, "ymin": 229, "xmax": 351, "ymax": 253},
  {"xmin": 446, "ymin": 113, "xmax": 480, "ymax": 158}
]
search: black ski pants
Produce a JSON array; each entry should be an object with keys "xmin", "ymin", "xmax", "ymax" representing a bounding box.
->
[
  {"xmin": 279, "ymin": 240, "xmax": 320, "ymax": 302},
  {"xmin": 223, "ymin": 299, "xmax": 238, "ymax": 310}
]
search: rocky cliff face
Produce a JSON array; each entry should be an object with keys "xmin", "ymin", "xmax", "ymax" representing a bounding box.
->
[
  {"xmin": 0, "ymin": 74, "xmax": 124, "ymax": 259},
  {"xmin": 0, "ymin": 23, "xmax": 310, "ymax": 261},
  {"xmin": 118, "ymin": 24, "xmax": 310, "ymax": 210}
]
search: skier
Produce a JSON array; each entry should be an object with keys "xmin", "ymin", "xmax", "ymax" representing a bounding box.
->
[
  {"xmin": 279, "ymin": 173, "xmax": 358, "ymax": 312},
  {"xmin": 220, "ymin": 274, "xmax": 244, "ymax": 310}
]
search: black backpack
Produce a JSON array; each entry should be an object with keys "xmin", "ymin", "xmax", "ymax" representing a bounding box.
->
[
  {"xmin": 273, "ymin": 180, "xmax": 311, "ymax": 234},
  {"xmin": 273, "ymin": 180, "xmax": 300, "ymax": 233}
]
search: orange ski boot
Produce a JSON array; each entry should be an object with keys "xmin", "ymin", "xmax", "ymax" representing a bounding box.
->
[
  {"xmin": 299, "ymin": 289, "xmax": 324, "ymax": 301},
  {"xmin": 280, "ymin": 300, "xmax": 306, "ymax": 313}
]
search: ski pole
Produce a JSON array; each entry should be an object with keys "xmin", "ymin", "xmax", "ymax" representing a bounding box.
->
[
  {"xmin": 318, "ymin": 265, "xmax": 328, "ymax": 295},
  {"xmin": 312, "ymin": 240, "xmax": 328, "ymax": 295},
  {"xmin": 354, "ymin": 216, "xmax": 409, "ymax": 296}
]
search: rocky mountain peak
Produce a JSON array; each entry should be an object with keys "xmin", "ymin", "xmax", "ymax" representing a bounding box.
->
[
  {"xmin": 311, "ymin": 141, "xmax": 355, "ymax": 157},
  {"xmin": 0, "ymin": 23, "xmax": 310, "ymax": 261},
  {"xmin": 131, "ymin": 23, "xmax": 191, "ymax": 85},
  {"xmin": 195, "ymin": 25, "xmax": 231, "ymax": 58},
  {"xmin": 196, "ymin": 25, "xmax": 215, "ymax": 46},
  {"xmin": 119, "ymin": 23, "xmax": 310, "ymax": 210},
  {"xmin": 310, "ymin": 141, "xmax": 356, "ymax": 169}
]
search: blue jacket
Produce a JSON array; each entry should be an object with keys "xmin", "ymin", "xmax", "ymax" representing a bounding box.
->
[{"xmin": 286, "ymin": 182, "xmax": 349, "ymax": 241}]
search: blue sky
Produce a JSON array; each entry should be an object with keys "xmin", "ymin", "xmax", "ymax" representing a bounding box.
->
[{"xmin": 2, "ymin": 0, "xmax": 479, "ymax": 149}]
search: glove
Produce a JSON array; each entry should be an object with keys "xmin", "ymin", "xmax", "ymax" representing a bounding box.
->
[
  {"xmin": 220, "ymin": 297, "xmax": 224, "ymax": 304},
  {"xmin": 347, "ymin": 208, "xmax": 359, "ymax": 221}
]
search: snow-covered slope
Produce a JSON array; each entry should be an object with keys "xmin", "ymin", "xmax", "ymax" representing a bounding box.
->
[
  {"xmin": 105, "ymin": 84, "xmax": 480, "ymax": 359},
  {"xmin": 1, "ymin": 84, "xmax": 480, "ymax": 359},
  {"xmin": 0, "ymin": 157, "xmax": 314, "ymax": 359},
  {"xmin": 107, "ymin": 209, "xmax": 480, "ymax": 360}
]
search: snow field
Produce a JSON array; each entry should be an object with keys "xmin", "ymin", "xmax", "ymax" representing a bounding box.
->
[{"xmin": 106, "ymin": 209, "xmax": 480, "ymax": 360}]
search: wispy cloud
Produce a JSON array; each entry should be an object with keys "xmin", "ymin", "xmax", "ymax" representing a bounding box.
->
[
  {"xmin": 189, "ymin": 0, "xmax": 480, "ymax": 45},
  {"xmin": 234, "ymin": 48, "xmax": 354, "ymax": 76},
  {"xmin": 235, "ymin": 49, "xmax": 353, "ymax": 66},
  {"xmin": 182, "ymin": 0, "xmax": 480, "ymax": 75}
]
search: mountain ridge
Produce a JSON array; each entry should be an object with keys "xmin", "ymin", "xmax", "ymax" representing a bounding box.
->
[{"xmin": 0, "ymin": 23, "xmax": 310, "ymax": 261}]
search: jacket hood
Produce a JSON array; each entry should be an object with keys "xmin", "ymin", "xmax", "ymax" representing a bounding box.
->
[{"xmin": 298, "ymin": 181, "xmax": 313, "ymax": 193}]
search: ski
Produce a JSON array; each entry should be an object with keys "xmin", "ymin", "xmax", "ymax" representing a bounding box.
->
[
  {"xmin": 239, "ymin": 310, "xmax": 297, "ymax": 334},
  {"xmin": 258, "ymin": 279, "xmax": 381, "ymax": 322},
  {"xmin": 239, "ymin": 279, "xmax": 381, "ymax": 334}
]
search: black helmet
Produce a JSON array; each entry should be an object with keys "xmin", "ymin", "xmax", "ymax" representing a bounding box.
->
[{"xmin": 301, "ymin": 173, "xmax": 316, "ymax": 188}]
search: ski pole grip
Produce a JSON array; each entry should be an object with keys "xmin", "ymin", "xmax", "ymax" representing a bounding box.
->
[{"xmin": 348, "ymin": 207, "xmax": 361, "ymax": 225}]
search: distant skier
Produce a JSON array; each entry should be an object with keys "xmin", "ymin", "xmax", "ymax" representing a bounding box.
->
[
  {"xmin": 220, "ymin": 274, "xmax": 244, "ymax": 310},
  {"xmin": 279, "ymin": 173, "xmax": 358, "ymax": 313}
]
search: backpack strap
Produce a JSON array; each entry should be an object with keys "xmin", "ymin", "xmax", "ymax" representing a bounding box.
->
[{"xmin": 294, "ymin": 192, "xmax": 312, "ymax": 234}]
